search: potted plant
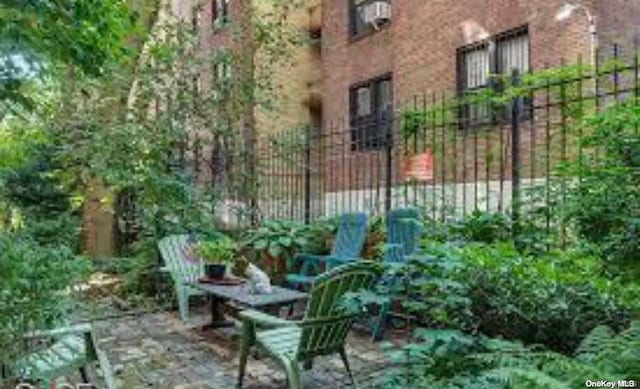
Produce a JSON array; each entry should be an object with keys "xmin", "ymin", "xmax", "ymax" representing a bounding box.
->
[{"xmin": 193, "ymin": 237, "xmax": 238, "ymax": 279}]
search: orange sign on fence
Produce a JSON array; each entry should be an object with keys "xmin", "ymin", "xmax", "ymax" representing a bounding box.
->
[{"xmin": 404, "ymin": 152, "xmax": 434, "ymax": 182}]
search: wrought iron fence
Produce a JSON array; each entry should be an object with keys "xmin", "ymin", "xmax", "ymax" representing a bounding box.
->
[{"xmin": 254, "ymin": 43, "xmax": 640, "ymax": 241}]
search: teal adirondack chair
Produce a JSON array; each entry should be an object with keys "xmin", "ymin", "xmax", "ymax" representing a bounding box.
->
[
  {"xmin": 158, "ymin": 234, "xmax": 206, "ymax": 322},
  {"xmin": 372, "ymin": 207, "xmax": 423, "ymax": 341},
  {"xmin": 5, "ymin": 324, "xmax": 115, "ymax": 389},
  {"xmin": 285, "ymin": 213, "xmax": 368, "ymax": 289},
  {"xmin": 237, "ymin": 261, "xmax": 383, "ymax": 389}
]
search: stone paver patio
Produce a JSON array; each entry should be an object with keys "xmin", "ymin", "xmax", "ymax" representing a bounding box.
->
[{"xmin": 88, "ymin": 305, "xmax": 393, "ymax": 389}]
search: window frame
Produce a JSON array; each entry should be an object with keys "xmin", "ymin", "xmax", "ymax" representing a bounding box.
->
[
  {"xmin": 349, "ymin": 73, "xmax": 393, "ymax": 151},
  {"xmin": 456, "ymin": 25, "xmax": 532, "ymax": 128},
  {"xmin": 211, "ymin": 0, "xmax": 230, "ymax": 29},
  {"xmin": 349, "ymin": 0, "xmax": 391, "ymax": 40}
]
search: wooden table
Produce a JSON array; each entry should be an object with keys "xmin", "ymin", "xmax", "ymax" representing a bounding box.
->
[{"xmin": 188, "ymin": 279, "xmax": 308, "ymax": 329}]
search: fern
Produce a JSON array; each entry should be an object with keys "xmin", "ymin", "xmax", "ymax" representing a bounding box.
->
[
  {"xmin": 377, "ymin": 323, "xmax": 640, "ymax": 389},
  {"xmin": 482, "ymin": 367, "xmax": 573, "ymax": 389},
  {"xmin": 575, "ymin": 324, "xmax": 615, "ymax": 361},
  {"xmin": 593, "ymin": 320, "xmax": 640, "ymax": 378}
]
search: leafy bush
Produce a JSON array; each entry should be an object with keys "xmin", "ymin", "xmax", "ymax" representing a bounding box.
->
[
  {"xmin": 92, "ymin": 252, "xmax": 167, "ymax": 304},
  {"xmin": 457, "ymin": 243, "xmax": 634, "ymax": 353},
  {"xmin": 561, "ymin": 101, "xmax": 640, "ymax": 268},
  {"xmin": 299, "ymin": 217, "xmax": 337, "ymax": 255},
  {"xmin": 0, "ymin": 235, "xmax": 91, "ymax": 366},
  {"xmin": 371, "ymin": 241, "xmax": 636, "ymax": 354},
  {"xmin": 0, "ymin": 147, "xmax": 81, "ymax": 247},
  {"xmin": 243, "ymin": 220, "xmax": 309, "ymax": 260},
  {"xmin": 447, "ymin": 210, "xmax": 511, "ymax": 244},
  {"xmin": 373, "ymin": 322, "xmax": 640, "ymax": 388}
]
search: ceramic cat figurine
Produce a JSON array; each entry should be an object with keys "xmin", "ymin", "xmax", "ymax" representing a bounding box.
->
[{"xmin": 245, "ymin": 263, "xmax": 272, "ymax": 294}]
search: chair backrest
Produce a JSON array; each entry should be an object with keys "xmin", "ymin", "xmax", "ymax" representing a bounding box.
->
[
  {"xmin": 332, "ymin": 213, "xmax": 368, "ymax": 258},
  {"xmin": 385, "ymin": 207, "xmax": 423, "ymax": 263},
  {"xmin": 158, "ymin": 234, "xmax": 202, "ymax": 282},
  {"xmin": 297, "ymin": 261, "xmax": 382, "ymax": 360}
]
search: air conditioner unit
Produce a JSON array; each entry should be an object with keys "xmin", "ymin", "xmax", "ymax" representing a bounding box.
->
[{"xmin": 363, "ymin": 1, "xmax": 392, "ymax": 28}]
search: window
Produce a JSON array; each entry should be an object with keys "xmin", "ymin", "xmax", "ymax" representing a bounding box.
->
[
  {"xmin": 212, "ymin": 0, "xmax": 230, "ymax": 28},
  {"xmin": 211, "ymin": 59, "xmax": 232, "ymax": 102},
  {"xmin": 350, "ymin": 75, "xmax": 393, "ymax": 151},
  {"xmin": 191, "ymin": 7, "xmax": 199, "ymax": 32},
  {"xmin": 215, "ymin": 61, "xmax": 231, "ymax": 81},
  {"xmin": 458, "ymin": 26, "xmax": 530, "ymax": 126},
  {"xmin": 350, "ymin": 0, "xmax": 391, "ymax": 38}
]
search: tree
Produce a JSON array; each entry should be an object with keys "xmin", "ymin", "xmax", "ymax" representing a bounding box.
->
[{"xmin": 0, "ymin": 0, "xmax": 138, "ymax": 113}]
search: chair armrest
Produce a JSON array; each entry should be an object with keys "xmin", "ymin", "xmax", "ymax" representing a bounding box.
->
[
  {"xmin": 239, "ymin": 309, "xmax": 299, "ymax": 328},
  {"xmin": 293, "ymin": 253, "xmax": 326, "ymax": 276},
  {"xmin": 325, "ymin": 256, "xmax": 359, "ymax": 269},
  {"xmin": 23, "ymin": 323, "xmax": 92, "ymax": 339}
]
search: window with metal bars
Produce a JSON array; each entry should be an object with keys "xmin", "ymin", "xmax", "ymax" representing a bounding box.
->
[
  {"xmin": 349, "ymin": 74, "xmax": 393, "ymax": 151},
  {"xmin": 211, "ymin": 0, "xmax": 230, "ymax": 28},
  {"xmin": 457, "ymin": 26, "xmax": 531, "ymax": 127},
  {"xmin": 211, "ymin": 58, "xmax": 231, "ymax": 102},
  {"xmin": 191, "ymin": 6, "xmax": 199, "ymax": 32}
]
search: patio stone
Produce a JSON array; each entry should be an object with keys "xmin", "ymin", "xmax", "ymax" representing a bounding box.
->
[{"xmin": 87, "ymin": 308, "xmax": 391, "ymax": 388}]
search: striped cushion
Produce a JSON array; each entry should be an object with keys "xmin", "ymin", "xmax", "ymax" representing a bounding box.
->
[{"xmin": 16, "ymin": 334, "xmax": 87, "ymax": 379}]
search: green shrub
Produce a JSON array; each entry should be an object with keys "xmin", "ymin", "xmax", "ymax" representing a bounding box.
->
[
  {"xmin": 457, "ymin": 243, "xmax": 634, "ymax": 353},
  {"xmin": 448, "ymin": 210, "xmax": 511, "ymax": 244},
  {"xmin": 0, "ymin": 235, "xmax": 91, "ymax": 366},
  {"xmin": 372, "ymin": 322, "xmax": 640, "ymax": 388},
  {"xmin": 0, "ymin": 147, "xmax": 81, "ymax": 248},
  {"xmin": 243, "ymin": 218, "xmax": 336, "ymax": 262},
  {"xmin": 561, "ymin": 101, "xmax": 640, "ymax": 268},
  {"xmin": 376, "ymin": 241, "xmax": 636, "ymax": 354}
]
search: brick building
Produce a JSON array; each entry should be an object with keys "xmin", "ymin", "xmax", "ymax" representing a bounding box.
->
[
  {"xmin": 307, "ymin": 0, "xmax": 640, "ymax": 216},
  {"xmin": 153, "ymin": 0, "xmax": 640, "ymax": 220},
  {"xmin": 322, "ymin": 0, "xmax": 639, "ymax": 125}
]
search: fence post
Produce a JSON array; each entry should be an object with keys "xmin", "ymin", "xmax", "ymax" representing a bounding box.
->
[
  {"xmin": 304, "ymin": 127, "xmax": 312, "ymax": 224},
  {"xmin": 511, "ymin": 69, "xmax": 522, "ymax": 244},
  {"xmin": 385, "ymin": 118, "xmax": 393, "ymax": 214}
]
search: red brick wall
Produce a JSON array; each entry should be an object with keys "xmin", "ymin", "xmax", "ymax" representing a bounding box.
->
[
  {"xmin": 319, "ymin": 0, "xmax": 639, "ymax": 192},
  {"xmin": 596, "ymin": 0, "xmax": 640, "ymax": 53},
  {"xmin": 320, "ymin": 0, "xmax": 613, "ymax": 124}
]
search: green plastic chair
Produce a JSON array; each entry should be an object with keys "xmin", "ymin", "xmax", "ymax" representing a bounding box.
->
[
  {"xmin": 372, "ymin": 207, "xmax": 423, "ymax": 341},
  {"xmin": 5, "ymin": 324, "xmax": 115, "ymax": 389},
  {"xmin": 237, "ymin": 261, "xmax": 382, "ymax": 389},
  {"xmin": 285, "ymin": 213, "xmax": 368, "ymax": 288},
  {"xmin": 158, "ymin": 234, "xmax": 206, "ymax": 322}
]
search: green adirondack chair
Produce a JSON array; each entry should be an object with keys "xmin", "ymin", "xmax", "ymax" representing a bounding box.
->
[
  {"xmin": 158, "ymin": 234, "xmax": 206, "ymax": 322},
  {"xmin": 4, "ymin": 323, "xmax": 115, "ymax": 389},
  {"xmin": 384, "ymin": 207, "xmax": 422, "ymax": 265},
  {"xmin": 285, "ymin": 213, "xmax": 368, "ymax": 289},
  {"xmin": 372, "ymin": 207, "xmax": 423, "ymax": 341},
  {"xmin": 237, "ymin": 261, "xmax": 382, "ymax": 389}
]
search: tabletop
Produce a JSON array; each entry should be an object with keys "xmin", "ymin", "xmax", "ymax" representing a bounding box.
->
[{"xmin": 188, "ymin": 281, "xmax": 308, "ymax": 308}]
